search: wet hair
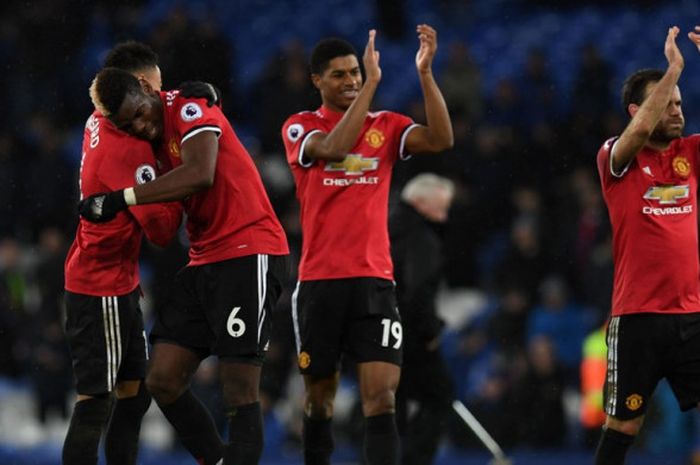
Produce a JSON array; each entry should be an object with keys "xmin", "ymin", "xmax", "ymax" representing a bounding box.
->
[
  {"xmin": 310, "ymin": 38, "xmax": 358, "ymax": 75},
  {"xmin": 621, "ymin": 68, "xmax": 665, "ymax": 115},
  {"xmin": 89, "ymin": 67, "xmax": 142, "ymax": 118},
  {"xmin": 103, "ymin": 41, "xmax": 158, "ymax": 73}
]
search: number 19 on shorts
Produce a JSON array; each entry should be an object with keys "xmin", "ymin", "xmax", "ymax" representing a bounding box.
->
[{"xmin": 380, "ymin": 318, "xmax": 402, "ymax": 349}]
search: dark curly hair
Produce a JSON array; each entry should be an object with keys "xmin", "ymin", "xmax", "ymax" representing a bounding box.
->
[
  {"xmin": 103, "ymin": 41, "xmax": 158, "ymax": 73},
  {"xmin": 310, "ymin": 38, "xmax": 358, "ymax": 75},
  {"xmin": 89, "ymin": 67, "xmax": 142, "ymax": 119}
]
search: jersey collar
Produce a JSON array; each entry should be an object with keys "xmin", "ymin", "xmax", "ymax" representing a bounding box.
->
[{"xmin": 318, "ymin": 105, "xmax": 344, "ymax": 123}]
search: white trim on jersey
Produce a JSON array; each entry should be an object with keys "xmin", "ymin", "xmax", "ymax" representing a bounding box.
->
[
  {"xmin": 257, "ymin": 254, "xmax": 269, "ymax": 345},
  {"xmin": 101, "ymin": 296, "xmax": 122, "ymax": 390},
  {"xmin": 609, "ymin": 139, "xmax": 631, "ymax": 178},
  {"xmin": 298, "ymin": 129, "xmax": 322, "ymax": 168},
  {"xmin": 399, "ymin": 123, "xmax": 421, "ymax": 161},
  {"xmin": 605, "ymin": 316, "xmax": 620, "ymax": 416},
  {"xmin": 291, "ymin": 282, "xmax": 302, "ymax": 355},
  {"xmin": 181, "ymin": 125, "xmax": 223, "ymax": 144}
]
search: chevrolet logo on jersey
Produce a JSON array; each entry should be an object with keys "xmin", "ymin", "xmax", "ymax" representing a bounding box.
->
[
  {"xmin": 643, "ymin": 184, "xmax": 689, "ymax": 204},
  {"xmin": 325, "ymin": 154, "xmax": 379, "ymax": 175}
]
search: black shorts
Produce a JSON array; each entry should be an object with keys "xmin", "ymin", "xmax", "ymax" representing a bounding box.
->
[
  {"xmin": 150, "ymin": 254, "xmax": 287, "ymax": 365},
  {"xmin": 64, "ymin": 288, "xmax": 147, "ymax": 395},
  {"xmin": 604, "ymin": 313, "xmax": 700, "ymax": 420},
  {"xmin": 291, "ymin": 277, "xmax": 403, "ymax": 376}
]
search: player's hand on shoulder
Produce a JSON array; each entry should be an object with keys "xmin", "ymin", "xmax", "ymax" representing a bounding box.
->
[
  {"xmin": 415, "ymin": 24, "xmax": 437, "ymax": 73},
  {"xmin": 363, "ymin": 29, "xmax": 382, "ymax": 84},
  {"xmin": 178, "ymin": 81, "xmax": 222, "ymax": 108},
  {"xmin": 78, "ymin": 191, "xmax": 127, "ymax": 223}
]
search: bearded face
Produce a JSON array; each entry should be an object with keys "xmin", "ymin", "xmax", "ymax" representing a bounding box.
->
[{"xmin": 647, "ymin": 83, "xmax": 684, "ymax": 144}]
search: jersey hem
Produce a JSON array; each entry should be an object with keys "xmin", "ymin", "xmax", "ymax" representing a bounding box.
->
[
  {"xmin": 298, "ymin": 271, "xmax": 394, "ymax": 282},
  {"xmin": 64, "ymin": 282, "xmax": 140, "ymax": 297},
  {"xmin": 611, "ymin": 307, "xmax": 700, "ymax": 316},
  {"xmin": 188, "ymin": 247, "xmax": 289, "ymax": 267}
]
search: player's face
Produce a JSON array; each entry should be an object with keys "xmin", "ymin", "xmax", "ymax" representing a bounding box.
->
[
  {"xmin": 136, "ymin": 65, "xmax": 163, "ymax": 92},
  {"xmin": 111, "ymin": 91, "xmax": 164, "ymax": 142},
  {"xmin": 312, "ymin": 55, "xmax": 362, "ymax": 112},
  {"xmin": 647, "ymin": 83, "xmax": 684, "ymax": 143}
]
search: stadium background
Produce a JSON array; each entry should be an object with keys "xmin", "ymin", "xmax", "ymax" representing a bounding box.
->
[{"xmin": 2, "ymin": 0, "xmax": 700, "ymax": 464}]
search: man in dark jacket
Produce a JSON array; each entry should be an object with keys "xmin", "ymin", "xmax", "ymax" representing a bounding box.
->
[{"xmin": 390, "ymin": 173, "xmax": 455, "ymax": 465}]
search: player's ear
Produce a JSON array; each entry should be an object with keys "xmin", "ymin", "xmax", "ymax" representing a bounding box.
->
[
  {"xmin": 137, "ymin": 76, "xmax": 154, "ymax": 94},
  {"xmin": 311, "ymin": 74, "xmax": 322, "ymax": 90},
  {"xmin": 627, "ymin": 103, "xmax": 640, "ymax": 118}
]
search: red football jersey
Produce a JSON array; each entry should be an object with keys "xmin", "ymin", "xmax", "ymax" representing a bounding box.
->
[
  {"xmin": 597, "ymin": 135, "xmax": 700, "ymax": 316},
  {"xmin": 157, "ymin": 92, "xmax": 289, "ymax": 265},
  {"xmin": 65, "ymin": 111, "xmax": 183, "ymax": 296},
  {"xmin": 282, "ymin": 106, "xmax": 417, "ymax": 280}
]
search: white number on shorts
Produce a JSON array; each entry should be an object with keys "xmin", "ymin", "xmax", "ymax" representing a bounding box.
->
[
  {"xmin": 380, "ymin": 318, "xmax": 402, "ymax": 349},
  {"xmin": 227, "ymin": 306, "xmax": 246, "ymax": 337}
]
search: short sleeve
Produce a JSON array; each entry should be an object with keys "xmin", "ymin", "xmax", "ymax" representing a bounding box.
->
[
  {"xmin": 282, "ymin": 113, "xmax": 320, "ymax": 169},
  {"xmin": 174, "ymin": 98, "xmax": 223, "ymax": 143}
]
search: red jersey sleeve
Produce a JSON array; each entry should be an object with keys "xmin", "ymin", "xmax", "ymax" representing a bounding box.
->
[
  {"xmin": 596, "ymin": 136, "xmax": 623, "ymax": 190},
  {"xmin": 171, "ymin": 97, "xmax": 223, "ymax": 143},
  {"xmin": 282, "ymin": 112, "xmax": 321, "ymax": 169},
  {"xmin": 385, "ymin": 112, "xmax": 417, "ymax": 161}
]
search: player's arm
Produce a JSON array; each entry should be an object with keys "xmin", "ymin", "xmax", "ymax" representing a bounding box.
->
[
  {"xmin": 403, "ymin": 24, "xmax": 454, "ymax": 155},
  {"xmin": 304, "ymin": 29, "xmax": 382, "ymax": 162},
  {"xmin": 79, "ymin": 130, "xmax": 218, "ymax": 223},
  {"xmin": 611, "ymin": 26, "xmax": 684, "ymax": 174},
  {"xmin": 130, "ymin": 131, "xmax": 218, "ymax": 203}
]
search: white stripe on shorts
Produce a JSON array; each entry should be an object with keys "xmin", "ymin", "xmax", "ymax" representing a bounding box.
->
[
  {"xmin": 257, "ymin": 254, "xmax": 269, "ymax": 344},
  {"xmin": 605, "ymin": 316, "xmax": 620, "ymax": 416},
  {"xmin": 101, "ymin": 296, "xmax": 121, "ymax": 390},
  {"xmin": 291, "ymin": 281, "xmax": 301, "ymax": 355}
]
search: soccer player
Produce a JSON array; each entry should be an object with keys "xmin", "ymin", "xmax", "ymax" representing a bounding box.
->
[
  {"xmin": 281, "ymin": 25, "xmax": 453, "ymax": 465},
  {"xmin": 390, "ymin": 174, "xmax": 455, "ymax": 465},
  {"xmin": 594, "ymin": 26, "xmax": 700, "ymax": 465},
  {"xmin": 79, "ymin": 65, "xmax": 290, "ymax": 465},
  {"xmin": 63, "ymin": 42, "xmax": 184, "ymax": 465}
]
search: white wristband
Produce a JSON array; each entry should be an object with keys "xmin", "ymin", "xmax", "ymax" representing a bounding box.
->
[{"xmin": 124, "ymin": 187, "xmax": 137, "ymax": 206}]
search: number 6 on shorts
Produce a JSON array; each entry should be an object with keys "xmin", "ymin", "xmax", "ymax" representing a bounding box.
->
[{"xmin": 227, "ymin": 306, "xmax": 246, "ymax": 337}]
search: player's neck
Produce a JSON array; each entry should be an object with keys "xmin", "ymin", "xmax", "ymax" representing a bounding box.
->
[{"xmin": 645, "ymin": 140, "xmax": 672, "ymax": 152}]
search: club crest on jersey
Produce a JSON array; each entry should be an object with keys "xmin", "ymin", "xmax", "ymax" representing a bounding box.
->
[
  {"xmin": 180, "ymin": 102, "xmax": 203, "ymax": 122},
  {"xmin": 325, "ymin": 154, "xmax": 379, "ymax": 175},
  {"xmin": 287, "ymin": 123, "xmax": 304, "ymax": 142},
  {"xmin": 643, "ymin": 184, "xmax": 689, "ymax": 204},
  {"xmin": 135, "ymin": 164, "xmax": 156, "ymax": 184},
  {"xmin": 365, "ymin": 128, "xmax": 385, "ymax": 148},
  {"xmin": 672, "ymin": 156, "xmax": 691, "ymax": 177},
  {"xmin": 169, "ymin": 138, "xmax": 180, "ymax": 157}
]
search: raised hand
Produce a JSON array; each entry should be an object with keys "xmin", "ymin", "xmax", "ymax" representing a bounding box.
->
[
  {"xmin": 665, "ymin": 26, "xmax": 684, "ymax": 70},
  {"xmin": 688, "ymin": 25, "xmax": 700, "ymax": 53},
  {"xmin": 415, "ymin": 24, "xmax": 438, "ymax": 74},
  {"xmin": 363, "ymin": 29, "xmax": 381, "ymax": 84}
]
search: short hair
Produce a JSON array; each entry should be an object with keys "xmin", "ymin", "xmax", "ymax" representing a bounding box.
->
[
  {"xmin": 621, "ymin": 68, "xmax": 665, "ymax": 115},
  {"xmin": 89, "ymin": 67, "xmax": 142, "ymax": 118},
  {"xmin": 401, "ymin": 173, "xmax": 455, "ymax": 203},
  {"xmin": 310, "ymin": 38, "xmax": 358, "ymax": 75},
  {"xmin": 103, "ymin": 41, "xmax": 158, "ymax": 73}
]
